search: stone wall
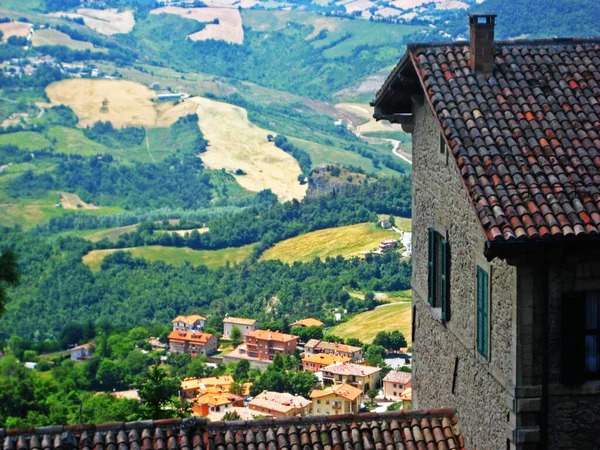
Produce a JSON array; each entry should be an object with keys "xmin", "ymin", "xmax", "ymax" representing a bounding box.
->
[{"xmin": 411, "ymin": 102, "xmax": 518, "ymax": 447}]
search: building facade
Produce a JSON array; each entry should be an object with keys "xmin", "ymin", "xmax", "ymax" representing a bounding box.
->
[
  {"xmin": 172, "ymin": 315, "xmax": 206, "ymax": 332},
  {"xmin": 168, "ymin": 330, "xmax": 217, "ymax": 356},
  {"xmin": 304, "ymin": 339, "xmax": 363, "ymax": 362},
  {"xmin": 223, "ymin": 317, "xmax": 258, "ymax": 340},
  {"xmin": 248, "ymin": 391, "xmax": 312, "ymax": 418},
  {"xmin": 373, "ymin": 13, "xmax": 600, "ymax": 449},
  {"xmin": 310, "ymin": 384, "xmax": 363, "ymax": 415},
  {"xmin": 321, "ymin": 362, "xmax": 381, "ymax": 392},
  {"xmin": 302, "ymin": 354, "xmax": 352, "ymax": 372},
  {"xmin": 244, "ymin": 330, "xmax": 298, "ymax": 361},
  {"xmin": 382, "ymin": 371, "xmax": 412, "ymax": 400}
]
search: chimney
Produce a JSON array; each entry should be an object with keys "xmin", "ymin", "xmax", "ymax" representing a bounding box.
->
[{"xmin": 468, "ymin": 13, "xmax": 497, "ymax": 73}]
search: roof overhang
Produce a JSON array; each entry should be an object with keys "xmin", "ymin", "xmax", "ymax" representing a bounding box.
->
[{"xmin": 485, "ymin": 235, "xmax": 600, "ymax": 263}]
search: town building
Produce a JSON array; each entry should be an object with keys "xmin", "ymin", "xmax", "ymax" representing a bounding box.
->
[
  {"xmin": 244, "ymin": 330, "xmax": 298, "ymax": 361},
  {"xmin": 321, "ymin": 362, "xmax": 381, "ymax": 392},
  {"xmin": 290, "ymin": 318, "xmax": 324, "ymax": 328},
  {"xmin": 373, "ymin": 12, "xmax": 600, "ymax": 449},
  {"xmin": 192, "ymin": 391, "xmax": 243, "ymax": 416},
  {"xmin": 172, "ymin": 314, "xmax": 206, "ymax": 332},
  {"xmin": 304, "ymin": 339, "xmax": 363, "ymax": 362},
  {"xmin": 70, "ymin": 343, "xmax": 93, "ymax": 361},
  {"xmin": 302, "ymin": 353, "xmax": 352, "ymax": 372},
  {"xmin": 248, "ymin": 391, "xmax": 312, "ymax": 418},
  {"xmin": 310, "ymin": 383, "xmax": 363, "ymax": 415},
  {"xmin": 181, "ymin": 375, "xmax": 235, "ymax": 399},
  {"xmin": 378, "ymin": 239, "xmax": 398, "ymax": 252},
  {"xmin": 400, "ymin": 388, "xmax": 412, "ymax": 411},
  {"xmin": 382, "ymin": 371, "xmax": 412, "ymax": 400},
  {"xmin": 207, "ymin": 407, "xmax": 272, "ymax": 422},
  {"xmin": 168, "ymin": 330, "xmax": 217, "ymax": 356},
  {"xmin": 222, "ymin": 317, "xmax": 258, "ymax": 339},
  {"xmin": 5, "ymin": 410, "xmax": 465, "ymax": 450}
]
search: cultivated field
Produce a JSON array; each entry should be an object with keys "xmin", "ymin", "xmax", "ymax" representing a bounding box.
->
[
  {"xmin": 49, "ymin": 9, "xmax": 135, "ymax": 35},
  {"xmin": 150, "ymin": 6, "xmax": 243, "ymax": 44},
  {"xmin": 261, "ymin": 222, "xmax": 402, "ymax": 263},
  {"xmin": 329, "ymin": 301, "xmax": 412, "ymax": 343},
  {"xmin": 165, "ymin": 227, "xmax": 209, "ymax": 237},
  {"xmin": 0, "ymin": 21, "xmax": 31, "ymax": 42},
  {"xmin": 32, "ymin": 29, "xmax": 105, "ymax": 52},
  {"xmin": 80, "ymin": 225, "xmax": 139, "ymax": 242},
  {"xmin": 335, "ymin": 102, "xmax": 406, "ymax": 135},
  {"xmin": 59, "ymin": 192, "xmax": 98, "ymax": 210},
  {"xmin": 187, "ymin": 96, "xmax": 307, "ymax": 202},
  {"xmin": 82, "ymin": 244, "xmax": 255, "ymax": 272}
]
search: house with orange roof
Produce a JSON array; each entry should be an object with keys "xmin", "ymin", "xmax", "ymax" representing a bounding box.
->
[
  {"xmin": 400, "ymin": 388, "xmax": 412, "ymax": 411},
  {"xmin": 321, "ymin": 362, "xmax": 381, "ymax": 392},
  {"xmin": 310, "ymin": 383, "xmax": 363, "ymax": 415},
  {"xmin": 248, "ymin": 391, "xmax": 312, "ymax": 418},
  {"xmin": 223, "ymin": 317, "xmax": 258, "ymax": 340},
  {"xmin": 302, "ymin": 353, "xmax": 352, "ymax": 372},
  {"xmin": 245, "ymin": 330, "xmax": 298, "ymax": 361},
  {"xmin": 382, "ymin": 370, "xmax": 412, "ymax": 400},
  {"xmin": 172, "ymin": 314, "xmax": 206, "ymax": 332},
  {"xmin": 290, "ymin": 318, "xmax": 324, "ymax": 328},
  {"xmin": 304, "ymin": 339, "xmax": 363, "ymax": 362},
  {"xmin": 168, "ymin": 330, "xmax": 217, "ymax": 356},
  {"xmin": 70, "ymin": 343, "xmax": 94, "ymax": 362},
  {"xmin": 192, "ymin": 391, "xmax": 243, "ymax": 416}
]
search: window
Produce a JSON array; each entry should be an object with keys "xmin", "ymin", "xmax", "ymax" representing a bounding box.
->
[
  {"xmin": 476, "ymin": 265, "xmax": 489, "ymax": 359},
  {"xmin": 439, "ymin": 132, "xmax": 446, "ymax": 154},
  {"xmin": 562, "ymin": 291, "xmax": 600, "ymax": 383},
  {"xmin": 317, "ymin": 400, "xmax": 321, "ymax": 404},
  {"xmin": 428, "ymin": 228, "xmax": 450, "ymax": 321}
]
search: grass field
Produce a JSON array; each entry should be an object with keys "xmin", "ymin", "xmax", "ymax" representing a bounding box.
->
[
  {"xmin": 260, "ymin": 222, "xmax": 401, "ymax": 263},
  {"xmin": 49, "ymin": 9, "xmax": 135, "ymax": 35},
  {"xmin": 329, "ymin": 301, "xmax": 412, "ymax": 344},
  {"xmin": 82, "ymin": 244, "xmax": 255, "ymax": 272},
  {"xmin": 32, "ymin": 29, "xmax": 105, "ymax": 51},
  {"xmin": 0, "ymin": 21, "xmax": 31, "ymax": 42},
  {"xmin": 188, "ymin": 96, "xmax": 307, "ymax": 201},
  {"xmin": 0, "ymin": 131, "xmax": 51, "ymax": 150},
  {"xmin": 151, "ymin": 6, "xmax": 243, "ymax": 44}
]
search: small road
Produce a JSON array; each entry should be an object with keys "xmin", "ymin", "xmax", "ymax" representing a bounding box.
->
[
  {"xmin": 0, "ymin": 96, "xmax": 17, "ymax": 104},
  {"xmin": 145, "ymin": 129, "xmax": 156, "ymax": 163},
  {"xmin": 391, "ymin": 141, "xmax": 412, "ymax": 165}
]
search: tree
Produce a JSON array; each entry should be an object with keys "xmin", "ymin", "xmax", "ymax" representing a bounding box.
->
[
  {"xmin": 229, "ymin": 381, "xmax": 245, "ymax": 396},
  {"xmin": 372, "ymin": 331, "xmax": 390, "ymax": 349},
  {"xmin": 345, "ymin": 338, "xmax": 364, "ymax": 348},
  {"xmin": 138, "ymin": 365, "xmax": 182, "ymax": 419},
  {"xmin": 365, "ymin": 344, "xmax": 386, "ymax": 367},
  {"xmin": 230, "ymin": 326, "xmax": 242, "ymax": 345},
  {"xmin": 233, "ymin": 359, "xmax": 250, "ymax": 381},
  {"xmin": 222, "ymin": 410, "xmax": 241, "ymax": 421},
  {"xmin": 389, "ymin": 331, "xmax": 407, "ymax": 351},
  {"xmin": 289, "ymin": 370, "xmax": 316, "ymax": 397},
  {"xmin": 367, "ymin": 388, "xmax": 378, "ymax": 403},
  {"xmin": 0, "ymin": 250, "xmax": 19, "ymax": 317}
]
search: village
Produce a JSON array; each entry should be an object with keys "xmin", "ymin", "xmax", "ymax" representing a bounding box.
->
[{"xmin": 70, "ymin": 313, "xmax": 413, "ymax": 421}]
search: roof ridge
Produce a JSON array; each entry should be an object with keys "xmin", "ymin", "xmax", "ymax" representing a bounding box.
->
[
  {"xmin": 0, "ymin": 409, "xmax": 457, "ymax": 438},
  {"xmin": 406, "ymin": 36, "xmax": 600, "ymax": 51}
]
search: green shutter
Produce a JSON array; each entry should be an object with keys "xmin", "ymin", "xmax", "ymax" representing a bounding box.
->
[
  {"xmin": 428, "ymin": 228, "xmax": 435, "ymax": 306},
  {"xmin": 477, "ymin": 266, "xmax": 489, "ymax": 359},
  {"xmin": 441, "ymin": 238, "xmax": 449, "ymax": 322}
]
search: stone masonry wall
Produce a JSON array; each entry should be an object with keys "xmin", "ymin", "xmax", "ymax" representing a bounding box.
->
[{"xmin": 411, "ymin": 102, "xmax": 518, "ymax": 447}]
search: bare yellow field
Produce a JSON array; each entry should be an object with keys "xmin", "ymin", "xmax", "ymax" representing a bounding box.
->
[
  {"xmin": 32, "ymin": 29, "xmax": 104, "ymax": 51},
  {"xmin": 0, "ymin": 22, "xmax": 31, "ymax": 42},
  {"xmin": 187, "ymin": 96, "xmax": 306, "ymax": 201},
  {"xmin": 59, "ymin": 192, "xmax": 98, "ymax": 210},
  {"xmin": 49, "ymin": 9, "xmax": 135, "ymax": 35},
  {"xmin": 151, "ymin": 6, "xmax": 243, "ymax": 44},
  {"xmin": 168, "ymin": 227, "xmax": 209, "ymax": 236}
]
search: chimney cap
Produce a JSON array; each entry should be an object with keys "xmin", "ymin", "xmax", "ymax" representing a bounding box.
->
[
  {"xmin": 468, "ymin": 13, "xmax": 497, "ymax": 24},
  {"xmin": 468, "ymin": 12, "xmax": 497, "ymax": 18}
]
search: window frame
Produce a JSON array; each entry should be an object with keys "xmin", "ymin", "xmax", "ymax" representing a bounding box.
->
[
  {"xmin": 475, "ymin": 263, "xmax": 491, "ymax": 361},
  {"xmin": 428, "ymin": 227, "xmax": 450, "ymax": 322}
]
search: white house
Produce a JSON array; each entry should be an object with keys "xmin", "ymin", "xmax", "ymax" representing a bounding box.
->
[
  {"xmin": 222, "ymin": 317, "xmax": 257, "ymax": 340},
  {"xmin": 172, "ymin": 314, "xmax": 206, "ymax": 332},
  {"xmin": 70, "ymin": 343, "xmax": 93, "ymax": 361}
]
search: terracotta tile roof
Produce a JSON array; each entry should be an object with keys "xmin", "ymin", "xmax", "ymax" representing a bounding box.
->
[
  {"xmin": 70, "ymin": 343, "xmax": 93, "ymax": 351},
  {"xmin": 383, "ymin": 370, "xmax": 413, "ymax": 385},
  {"xmin": 195, "ymin": 392, "xmax": 242, "ymax": 407},
  {"xmin": 249, "ymin": 392, "xmax": 312, "ymax": 414},
  {"xmin": 322, "ymin": 362, "xmax": 381, "ymax": 376},
  {"xmin": 223, "ymin": 317, "xmax": 257, "ymax": 326},
  {"xmin": 245, "ymin": 330, "xmax": 298, "ymax": 343},
  {"xmin": 168, "ymin": 331, "xmax": 214, "ymax": 345},
  {"xmin": 310, "ymin": 383, "xmax": 364, "ymax": 402},
  {"xmin": 304, "ymin": 340, "xmax": 362, "ymax": 354},
  {"xmin": 401, "ymin": 388, "xmax": 413, "ymax": 401},
  {"xmin": 302, "ymin": 353, "xmax": 352, "ymax": 366},
  {"xmin": 290, "ymin": 318, "xmax": 324, "ymax": 327},
  {"xmin": 172, "ymin": 315, "xmax": 206, "ymax": 324},
  {"xmin": 375, "ymin": 38, "xmax": 600, "ymax": 242},
  {"xmin": 0, "ymin": 410, "xmax": 465, "ymax": 450}
]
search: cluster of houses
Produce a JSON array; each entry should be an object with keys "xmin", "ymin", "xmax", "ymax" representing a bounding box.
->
[{"xmin": 168, "ymin": 314, "xmax": 412, "ymax": 418}]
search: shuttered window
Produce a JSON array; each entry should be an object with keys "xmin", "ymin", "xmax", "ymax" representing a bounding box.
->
[
  {"xmin": 476, "ymin": 266, "xmax": 489, "ymax": 359},
  {"xmin": 562, "ymin": 291, "xmax": 600, "ymax": 384},
  {"xmin": 428, "ymin": 228, "xmax": 450, "ymax": 321}
]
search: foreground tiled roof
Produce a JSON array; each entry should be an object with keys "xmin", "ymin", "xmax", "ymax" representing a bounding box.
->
[
  {"xmin": 375, "ymin": 38, "xmax": 600, "ymax": 242},
  {"xmin": 0, "ymin": 410, "xmax": 465, "ymax": 450}
]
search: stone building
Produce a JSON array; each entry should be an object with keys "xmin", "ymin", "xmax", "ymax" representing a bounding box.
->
[
  {"xmin": 373, "ymin": 13, "xmax": 600, "ymax": 449},
  {"xmin": 304, "ymin": 339, "xmax": 363, "ymax": 362}
]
